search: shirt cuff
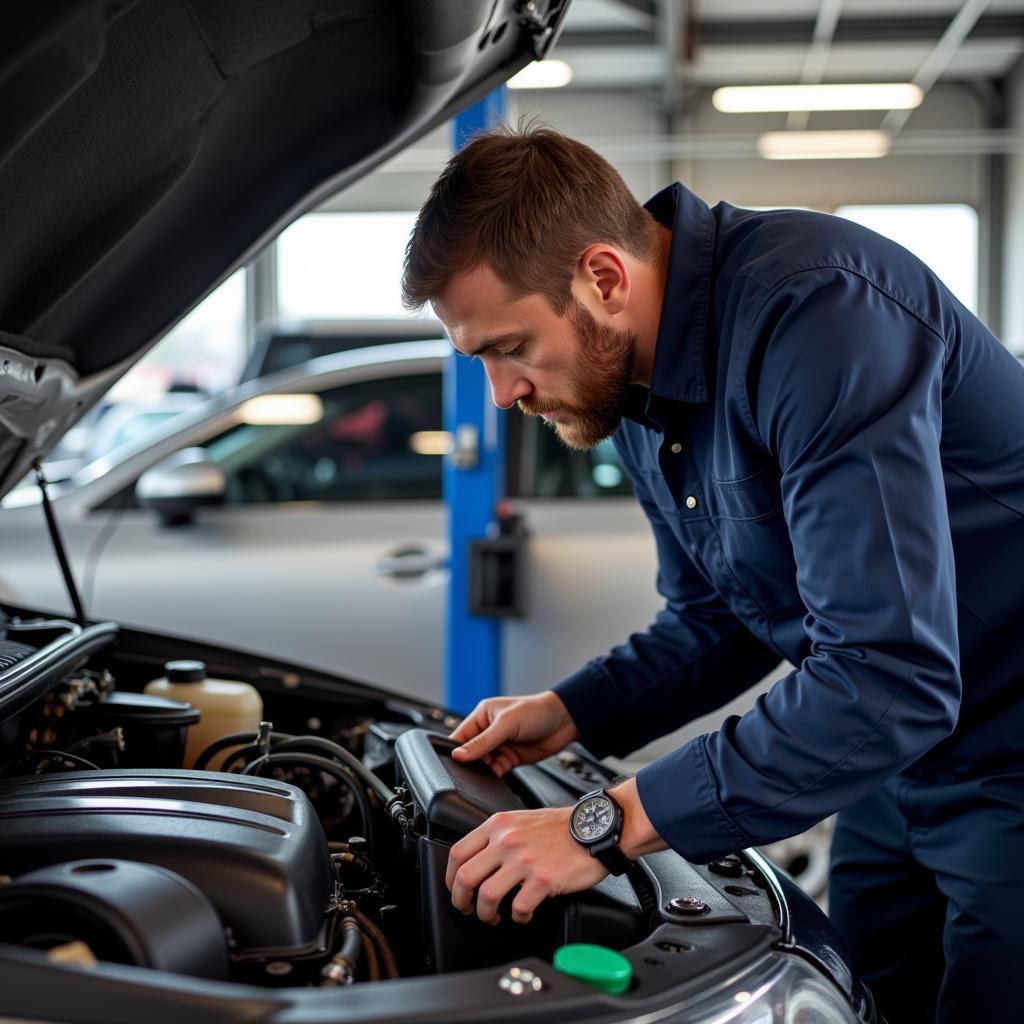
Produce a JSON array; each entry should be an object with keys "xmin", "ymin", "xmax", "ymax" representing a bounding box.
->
[
  {"xmin": 636, "ymin": 735, "xmax": 754, "ymax": 862},
  {"xmin": 551, "ymin": 660, "xmax": 638, "ymax": 760}
]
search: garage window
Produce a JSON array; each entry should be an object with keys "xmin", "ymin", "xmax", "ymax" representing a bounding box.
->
[
  {"xmin": 835, "ymin": 204, "xmax": 979, "ymax": 313},
  {"xmin": 277, "ymin": 212, "xmax": 431, "ymax": 322}
]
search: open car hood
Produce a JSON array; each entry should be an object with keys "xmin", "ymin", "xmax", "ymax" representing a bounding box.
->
[{"xmin": 0, "ymin": 0, "xmax": 569, "ymax": 498}]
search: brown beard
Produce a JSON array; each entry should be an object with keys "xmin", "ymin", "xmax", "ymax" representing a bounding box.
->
[{"xmin": 518, "ymin": 297, "xmax": 637, "ymax": 450}]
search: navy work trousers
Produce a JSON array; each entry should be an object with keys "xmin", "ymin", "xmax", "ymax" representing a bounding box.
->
[{"xmin": 829, "ymin": 769, "xmax": 1024, "ymax": 1023}]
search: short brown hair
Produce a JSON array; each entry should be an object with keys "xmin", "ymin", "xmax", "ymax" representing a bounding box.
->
[{"xmin": 402, "ymin": 123, "xmax": 660, "ymax": 314}]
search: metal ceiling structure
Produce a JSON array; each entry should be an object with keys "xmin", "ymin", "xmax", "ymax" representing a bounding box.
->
[{"xmin": 558, "ymin": 0, "xmax": 1024, "ymax": 92}]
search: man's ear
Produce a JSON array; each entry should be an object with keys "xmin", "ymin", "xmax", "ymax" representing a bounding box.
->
[{"xmin": 575, "ymin": 244, "xmax": 630, "ymax": 314}]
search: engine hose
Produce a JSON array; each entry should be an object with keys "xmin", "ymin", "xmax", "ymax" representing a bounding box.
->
[
  {"xmin": 267, "ymin": 735, "xmax": 398, "ymax": 810},
  {"xmin": 331, "ymin": 851, "xmax": 384, "ymax": 894},
  {"xmin": 219, "ymin": 742, "xmax": 275, "ymax": 775},
  {"xmin": 361, "ymin": 926, "xmax": 381, "ymax": 981},
  {"xmin": 243, "ymin": 752, "xmax": 376, "ymax": 856},
  {"xmin": 269, "ymin": 736, "xmax": 410, "ymax": 836},
  {"xmin": 320, "ymin": 917, "xmax": 362, "ymax": 986},
  {"xmin": 193, "ymin": 729, "xmax": 294, "ymax": 771},
  {"xmin": 346, "ymin": 906, "xmax": 399, "ymax": 979},
  {"xmin": 196, "ymin": 731, "xmax": 409, "ymax": 834}
]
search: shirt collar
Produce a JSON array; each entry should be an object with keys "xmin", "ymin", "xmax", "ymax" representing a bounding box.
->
[{"xmin": 628, "ymin": 183, "xmax": 716, "ymax": 424}]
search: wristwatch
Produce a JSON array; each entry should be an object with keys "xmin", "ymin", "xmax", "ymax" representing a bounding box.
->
[{"xmin": 568, "ymin": 788, "xmax": 634, "ymax": 876}]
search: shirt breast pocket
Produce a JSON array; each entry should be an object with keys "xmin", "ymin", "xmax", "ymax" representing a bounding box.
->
[{"xmin": 712, "ymin": 466, "xmax": 802, "ymax": 622}]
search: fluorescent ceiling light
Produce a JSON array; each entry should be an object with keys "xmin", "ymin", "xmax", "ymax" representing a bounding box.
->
[
  {"xmin": 238, "ymin": 394, "xmax": 324, "ymax": 425},
  {"xmin": 507, "ymin": 60, "xmax": 573, "ymax": 90},
  {"xmin": 714, "ymin": 83, "xmax": 923, "ymax": 113},
  {"xmin": 758, "ymin": 130, "xmax": 891, "ymax": 160}
]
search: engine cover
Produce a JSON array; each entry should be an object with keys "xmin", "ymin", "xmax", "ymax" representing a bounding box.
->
[{"xmin": 0, "ymin": 769, "xmax": 333, "ymax": 955}]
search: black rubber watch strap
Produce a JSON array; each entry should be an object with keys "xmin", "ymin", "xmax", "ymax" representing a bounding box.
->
[{"xmin": 589, "ymin": 835, "xmax": 634, "ymax": 876}]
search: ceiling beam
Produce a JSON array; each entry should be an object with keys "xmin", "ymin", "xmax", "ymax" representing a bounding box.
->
[
  {"xmin": 694, "ymin": 13, "xmax": 1024, "ymax": 47},
  {"xmin": 787, "ymin": 0, "xmax": 844, "ymax": 131},
  {"xmin": 556, "ymin": 12, "xmax": 1024, "ymax": 50},
  {"xmin": 882, "ymin": 0, "xmax": 992, "ymax": 135}
]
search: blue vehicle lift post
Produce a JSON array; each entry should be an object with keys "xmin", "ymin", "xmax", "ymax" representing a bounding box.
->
[{"xmin": 444, "ymin": 88, "xmax": 508, "ymax": 714}]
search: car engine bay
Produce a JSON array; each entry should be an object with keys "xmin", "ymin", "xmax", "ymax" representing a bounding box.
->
[{"xmin": 0, "ymin": 608, "xmax": 872, "ymax": 1024}]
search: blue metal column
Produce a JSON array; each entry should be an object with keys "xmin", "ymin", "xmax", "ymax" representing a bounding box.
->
[{"xmin": 444, "ymin": 88, "xmax": 508, "ymax": 713}]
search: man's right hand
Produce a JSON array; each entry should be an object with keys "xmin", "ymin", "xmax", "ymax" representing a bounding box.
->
[{"xmin": 449, "ymin": 691, "xmax": 580, "ymax": 778}]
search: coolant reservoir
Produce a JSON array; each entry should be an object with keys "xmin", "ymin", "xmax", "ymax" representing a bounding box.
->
[{"xmin": 144, "ymin": 660, "xmax": 262, "ymax": 770}]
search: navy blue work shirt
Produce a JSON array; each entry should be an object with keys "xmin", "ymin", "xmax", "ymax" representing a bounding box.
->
[{"xmin": 552, "ymin": 183, "xmax": 1024, "ymax": 863}]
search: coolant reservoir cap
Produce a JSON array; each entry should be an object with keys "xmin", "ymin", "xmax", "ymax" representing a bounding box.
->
[
  {"xmin": 553, "ymin": 943, "xmax": 632, "ymax": 994},
  {"xmin": 165, "ymin": 660, "xmax": 206, "ymax": 683}
]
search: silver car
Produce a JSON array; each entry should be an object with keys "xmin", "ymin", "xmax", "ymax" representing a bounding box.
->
[{"xmin": 1, "ymin": 340, "xmax": 663, "ymax": 708}]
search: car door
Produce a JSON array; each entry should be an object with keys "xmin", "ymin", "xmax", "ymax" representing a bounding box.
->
[
  {"xmin": 503, "ymin": 415, "xmax": 662, "ymax": 695},
  {"xmin": 84, "ymin": 372, "xmax": 449, "ymax": 703}
]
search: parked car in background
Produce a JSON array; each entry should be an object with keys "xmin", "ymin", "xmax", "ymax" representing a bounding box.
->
[{"xmin": 1, "ymin": 340, "xmax": 652, "ymax": 704}]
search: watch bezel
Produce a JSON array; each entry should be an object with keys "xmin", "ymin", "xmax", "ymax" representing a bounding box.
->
[{"xmin": 569, "ymin": 789, "xmax": 620, "ymax": 846}]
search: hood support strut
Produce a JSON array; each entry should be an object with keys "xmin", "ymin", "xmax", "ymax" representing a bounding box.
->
[{"xmin": 33, "ymin": 462, "xmax": 86, "ymax": 626}]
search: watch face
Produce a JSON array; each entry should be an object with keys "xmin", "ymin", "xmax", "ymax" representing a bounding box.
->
[{"xmin": 571, "ymin": 795, "xmax": 614, "ymax": 842}]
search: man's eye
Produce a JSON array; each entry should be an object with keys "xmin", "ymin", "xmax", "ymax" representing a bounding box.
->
[{"xmin": 502, "ymin": 342, "xmax": 525, "ymax": 359}]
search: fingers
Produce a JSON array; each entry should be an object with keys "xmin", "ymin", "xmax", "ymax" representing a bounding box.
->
[
  {"xmin": 445, "ymin": 827, "xmax": 490, "ymax": 891},
  {"xmin": 488, "ymin": 747, "xmax": 519, "ymax": 778},
  {"xmin": 448, "ymin": 845, "xmax": 502, "ymax": 916},
  {"xmin": 473, "ymin": 865, "xmax": 524, "ymax": 924},
  {"xmin": 511, "ymin": 879, "xmax": 549, "ymax": 925},
  {"xmin": 452, "ymin": 712, "xmax": 512, "ymax": 762},
  {"xmin": 449, "ymin": 705, "xmax": 489, "ymax": 745}
]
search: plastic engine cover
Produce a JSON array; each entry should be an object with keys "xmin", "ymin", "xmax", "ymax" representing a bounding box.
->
[{"xmin": 0, "ymin": 769, "xmax": 333, "ymax": 955}]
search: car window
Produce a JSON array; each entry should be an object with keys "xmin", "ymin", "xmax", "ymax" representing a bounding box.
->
[
  {"xmin": 205, "ymin": 373, "xmax": 443, "ymax": 504},
  {"xmin": 510, "ymin": 413, "xmax": 633, "ymax": 498}
]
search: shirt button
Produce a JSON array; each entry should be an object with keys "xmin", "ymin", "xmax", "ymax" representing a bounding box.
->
[
  {"xmin": 670, "ymin": 442, "xmax": 682, "ymax": 454},
  {"xmin": 685, "ymin": 495, "xmax": 698, "ymax": 510}
]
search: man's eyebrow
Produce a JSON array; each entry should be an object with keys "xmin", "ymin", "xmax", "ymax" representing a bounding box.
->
[{"xmin": 458, "ymin": 332, "xmax": 528, "ymax": 358}]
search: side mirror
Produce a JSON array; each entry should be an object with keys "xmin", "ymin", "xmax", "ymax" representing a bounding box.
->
[{"xmin": 136, "ymin": 448, "xmax": 226, "ymax": 527}]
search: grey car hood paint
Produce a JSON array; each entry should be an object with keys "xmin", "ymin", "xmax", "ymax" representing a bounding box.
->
[{"xmin": 0, "ymin": 0, "xmax": 569, "ymax": 499}]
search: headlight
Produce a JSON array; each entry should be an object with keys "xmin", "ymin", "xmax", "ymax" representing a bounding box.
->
[{"xmin": 640, "ymin": 951, "xmax": 863, "ymax": 1024}]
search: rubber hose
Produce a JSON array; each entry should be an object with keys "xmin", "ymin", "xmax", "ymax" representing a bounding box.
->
[
  {"xmin": 243, "ymin": 752, "xmax": 376, "ymax": 855},
  {"xmin": 348, "ymin": 907, "xmax": 399, "ymax": 979},
  {"xmin": 320, "ymin": 917, "xmax": 362, "ymax": 986},
  {"xmin": 361, "ymin": 926, "xmax": 381, "ymax": 981},
  {"xmin": 268, "ymin": 735, "xmax": 396, "ymax": 806},
  {"xmin": 193, "ymin": 730, "xmax": 293, "ymax": 771}
]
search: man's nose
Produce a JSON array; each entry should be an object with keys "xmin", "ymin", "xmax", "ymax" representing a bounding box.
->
[{"xmin": 485, "ymin": 365, "xmax": 532, "ymax": 410}]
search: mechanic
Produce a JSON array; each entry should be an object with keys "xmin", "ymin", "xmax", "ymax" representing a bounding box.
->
[{"xmin": 401, "ymin": 125, "xmax": 1024, "ymax": 1024}]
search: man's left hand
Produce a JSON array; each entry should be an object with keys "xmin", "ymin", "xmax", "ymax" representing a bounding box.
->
[{"xmin": 445, "ymin": 806, "xmax": 609, "ymax": 925}]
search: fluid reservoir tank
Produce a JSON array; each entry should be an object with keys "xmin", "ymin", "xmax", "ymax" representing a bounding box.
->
[{"xmin": 144, "ymin": 660, "xmax": 262, "ymax": 770}]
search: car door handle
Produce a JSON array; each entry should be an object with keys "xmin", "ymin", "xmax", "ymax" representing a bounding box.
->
[{"xmin": 375, "ymin": 545, "xmax": 448, "ymax": 580}]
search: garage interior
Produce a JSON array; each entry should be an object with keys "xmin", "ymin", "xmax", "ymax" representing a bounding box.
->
[{"xmin": 1, "ymin": 2, "xmax": 1023, "ymax": 1021}]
